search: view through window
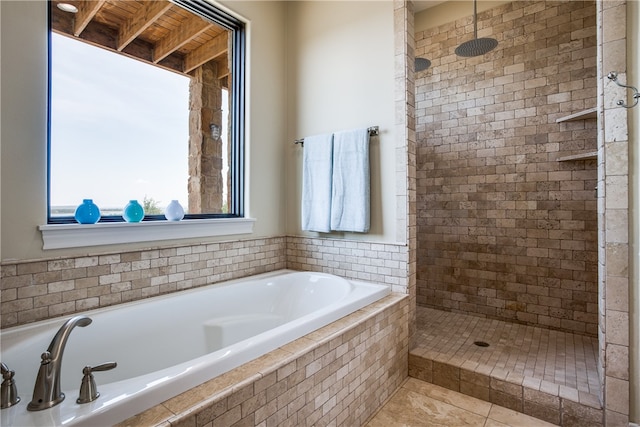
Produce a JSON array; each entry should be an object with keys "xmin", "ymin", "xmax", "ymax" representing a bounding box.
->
[{"xmin": 48, "ymin": 0, "xmax": 242, "ymax": 222}]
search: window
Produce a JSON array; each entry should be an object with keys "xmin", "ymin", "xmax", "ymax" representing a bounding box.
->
[{"xmin": 47, "ymin": 0, "xmax": 245, "ymax": 224}]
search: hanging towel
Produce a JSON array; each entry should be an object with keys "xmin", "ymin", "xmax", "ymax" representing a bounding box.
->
[
  {"xmin": 330, "ymin": 128, "xmax": 370, "ymax": 232},
  {"xmin": 301, "ymin": 133, "xmax": 334, "ymax": 232}
]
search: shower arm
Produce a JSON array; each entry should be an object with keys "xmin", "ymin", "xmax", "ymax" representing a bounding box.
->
[
  {"xmin": 607, "ymin": 71, "xmax": 640, "ymax": 109},
  {"xmin": 473, "ymin": 0, "xmax": 478, "ymax": 39}
]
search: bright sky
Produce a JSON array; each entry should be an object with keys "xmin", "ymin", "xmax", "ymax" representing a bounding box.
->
[{"xmin": 50, "ymin": 32, "xmax": 190, "ymax": 209}]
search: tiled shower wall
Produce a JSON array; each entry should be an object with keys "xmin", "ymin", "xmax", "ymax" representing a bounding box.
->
[{"xmin": 415, "ymin": 1, "xmax": 599, "ymax": 335}]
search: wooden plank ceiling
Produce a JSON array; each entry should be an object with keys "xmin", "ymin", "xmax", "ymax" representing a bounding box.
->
[{"xmin": 51, "ymin": 0, "xmax": 229, "ymax": 80}]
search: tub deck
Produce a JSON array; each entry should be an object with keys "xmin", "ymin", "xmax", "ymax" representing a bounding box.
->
[{"xmin": 116, "ymin": 293, "xmax": 408, "ymax": 427}]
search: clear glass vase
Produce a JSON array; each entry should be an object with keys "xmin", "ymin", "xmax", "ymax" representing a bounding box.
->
[{"xmin": 164, "ymin": 200, "xmax": 184, "ymax": 221}]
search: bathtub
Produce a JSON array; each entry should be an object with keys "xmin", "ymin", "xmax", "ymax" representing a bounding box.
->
[{"xmin": 0, "ymin": 269, "xmax": 389, "ymax": 426}]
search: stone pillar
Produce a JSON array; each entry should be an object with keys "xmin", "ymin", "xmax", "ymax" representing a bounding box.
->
[
  {"xmin": 189, "ymin": 61, "xmax": 224, "ymax": 214},
  {"xmin": 597, "ymin": 1, "xmax": 631, "ymax": 425},
  {"xmin": 394, "ymin": 0, "xmax": 417, "ymax": 349}
]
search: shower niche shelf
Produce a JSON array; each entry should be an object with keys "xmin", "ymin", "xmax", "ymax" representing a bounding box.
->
[
  {"xmin": 557, "ymin": 151, "xmax": 598, "ymax": 162},
  {"xmin": 556, "ymin": 107, "xmax": 597, "ymax": 162},
  {"xmin": 556, "ymin": 107, "xmax": 597, "ymax": 123}
]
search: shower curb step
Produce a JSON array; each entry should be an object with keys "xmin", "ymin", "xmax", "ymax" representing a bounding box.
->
[{"xmin": 408, "ymin": 350, "xmax": 603, "ymax": 427}]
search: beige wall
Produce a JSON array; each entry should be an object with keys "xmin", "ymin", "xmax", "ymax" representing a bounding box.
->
[
  {"xmin": 0, "ymin": 1, "xmax": 48, "ymax": 261},
  {"xmin": 629, "ymin": 0, "xmax": 639, "ymax": 421},
  {"xmin": 0, "ymin": 0, "xmax": 288, "ymax": 261},
  {"xmin": 0, "ymin": 0, "xmax": 401, "ymax": 260},
  {"xmin": 284, "ymin": 1, "xmax": 399, "ymax": 243}
]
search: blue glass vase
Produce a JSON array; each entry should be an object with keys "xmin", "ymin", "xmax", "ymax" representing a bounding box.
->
[
  {"xmin": 74, "ymin": 199, "xmax": 101, "ymax": 224},
  {"xmin": 123, "ymin": 200, "xmax": 145, "ymax": 223}
]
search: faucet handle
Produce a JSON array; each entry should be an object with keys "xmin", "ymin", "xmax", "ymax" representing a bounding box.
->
[
  {"xmin": 1, "ymin": 362, "xmax": 21, "ymax": 409},
  {"xmin": 76, "ymin": 362, "xmax": 117, "ymax": 404},
  {"xmin": 39, "ymin": 351, "xmax": 52, "ymax": 365},
  {"xmin": 89, "ymin": 362, "xmax": 117, "ymax": 372}
]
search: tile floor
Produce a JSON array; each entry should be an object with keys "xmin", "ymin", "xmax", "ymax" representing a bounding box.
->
[
  {"xmin": 367, "ymin": 378, "xmax": 559, "ymax": 426},
  {"xmin": 413, "ymin": 307, "xmax": 600, "ymax": 396}
]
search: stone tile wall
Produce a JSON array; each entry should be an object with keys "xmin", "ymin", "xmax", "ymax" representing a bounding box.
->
[
  {"xmin": 394, "ymin": 0, "xmax": 418, "ymax": 348},
  {"xmin": 415, "ymin": 1, "xmax": 599, "ymax": 336},
  {"xmin": 286, "ymin": 236, "xmax": 408, "ymax": 293},
  {"xmin": 0, "ymin": 237, "xmax": 287, "ymax": 328},
  {"xmin": 596, "ymin": 0, "xmax": 631, "ymax": 424},
  {"xmin": 117, "ymin": 294, "xmax": 409, "ymax": 427},
  {"xmin": 1, "ymin": 236, "xmax": 410, "ymax": 329}
]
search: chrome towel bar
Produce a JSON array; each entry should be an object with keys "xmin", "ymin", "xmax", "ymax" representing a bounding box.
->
[{"xmin": 294, "ymin": 126, "xmax": 379, "ymax": 146}]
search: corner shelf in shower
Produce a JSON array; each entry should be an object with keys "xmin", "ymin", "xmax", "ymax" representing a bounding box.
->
[
  {"xmin": 556, "ymin": 107, "xmax": 598, "ymax": 162},
  {"xmin": 557, "ymin": 151, "xmax": 598, "ymax": 162},
  {"xmin": 556, "ymin": 107, "xmax": 597, "ymax": 123}
]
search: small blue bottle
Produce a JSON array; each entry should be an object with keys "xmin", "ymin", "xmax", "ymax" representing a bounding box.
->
[
  {"xmin": 74, "ymin": 199, "xmax": 101, "ymax": 224},
  {"xmin": 123, "ymin": 200, "xmax": 145, "ymax": 223}
]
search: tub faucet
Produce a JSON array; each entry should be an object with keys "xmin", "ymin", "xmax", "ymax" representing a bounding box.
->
[{"xmin": 27, "ymin": 315, "xmax": 92, "ymax": 411}]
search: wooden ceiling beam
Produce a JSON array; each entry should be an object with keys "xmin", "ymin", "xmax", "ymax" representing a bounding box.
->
[
  {"xmin": 154, "ymin": 15, "xmax": 211, "ymax": 63},
  {"xmin": 183, "ymin": 32, "xmax": 227, "ymax": 74},
  {"xmin": 54, "ymin": 19, "xmax": 186, "ymax": 77},
  {"xmin": 217, "ymin": 60, "xmax": 229, "ymax": 79},
  {"xmin": 51, "ymin": 1, "xmax": 229, "ymax": 80},
  {"xmin": 117, "ymin": 1, "xmax": 173, "ymax": 51},
  {"xmin": 74, "ymin": 0, "xmax": 106, "ymax": 37}
]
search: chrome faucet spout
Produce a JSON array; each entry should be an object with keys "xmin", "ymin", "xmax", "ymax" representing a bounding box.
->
[{"xmin": 27, "ymin": 315, "xmax": 92, "ymax": 411}]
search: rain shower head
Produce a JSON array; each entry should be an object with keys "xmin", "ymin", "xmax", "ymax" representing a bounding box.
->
[
  {"xmin": 455, "ymin": 37, "xmax": 498, "ymax": 57},
  {"xmin": 415, "ymin": 57, "xmax": 431, "ymax": 72},
  {"xmin": 455, "ymin": 0, "xmax": 498, "ymax": 57}
]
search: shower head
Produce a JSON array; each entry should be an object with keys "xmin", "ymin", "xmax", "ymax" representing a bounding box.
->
[
  {"xmin": 455, "ymin": 0, "xmax": 498, "ymax": 57},
  {"xmin": 415, "ymin": 57, "xmax": 431, "ymax": 72},
  {"xmin": 455, "ymin": 37, "xmax": 498, "ymax": 57}
]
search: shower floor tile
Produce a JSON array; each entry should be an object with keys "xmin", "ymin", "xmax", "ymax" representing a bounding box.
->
[
  {"xmin": 413, "ymin": 306, "xmax": 600, "ymax": 396},
  {"xmin": 410, "ymin": 307, "xmax": 605, "ymax": 425}
]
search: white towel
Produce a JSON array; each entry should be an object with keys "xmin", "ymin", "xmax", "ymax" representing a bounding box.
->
[
  {"xmin": 301, "ymin": 133, "xmax": 334, "ymax": 232},
  {"xmin": 330, "ymin": 128, "xmax": 370, "ymax": 232}
]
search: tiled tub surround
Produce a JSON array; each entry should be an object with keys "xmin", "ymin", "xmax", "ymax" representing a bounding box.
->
[
  {"xmin": 286, "ymin": 236, "xmax": 409, "ymax": 293},
  {"xmin": 410, "ymin": 306, "xmax": 603, "ymax": 426},
  {"xmin": 1, "ymin": 270, "xmax": 390, "ymax": 426},
  {"xmin": 1, "ymin": 237, "xmax": 287, "ymax": 328},
  {"xmin": 1, "ymin": 236, "xmax": 410, "ymax": 329},
  {"xmin": 117, "ymin": 293, "xmax": 408, "ymax": 427},
  {"xmin": 0, "ymin": 234, "xmax": 410, "ymax": 426},
  {"xmin": 415, "ymin": 0, "xmax": 599, "ymax": 336}
]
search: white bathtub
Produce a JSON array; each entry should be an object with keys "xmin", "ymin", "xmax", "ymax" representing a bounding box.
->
[{"xmin": 0, "ymin": 270, "xmax": 389, "ymax": 426}]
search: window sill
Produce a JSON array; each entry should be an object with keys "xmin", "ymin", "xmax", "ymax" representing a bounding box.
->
[{"xmin": 39, "ymin": 218, "xmax": 256, "ymax": 250}]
